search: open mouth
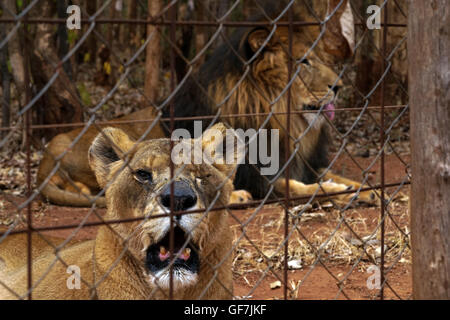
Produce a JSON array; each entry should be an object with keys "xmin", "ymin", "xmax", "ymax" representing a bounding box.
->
[
  {"xmin": 303, "ymin": 103, "xmax": 335, "ymax": 121},
  {"xmin": 145, "ymin": 226, "xmax": 199, "ymax": 275}
]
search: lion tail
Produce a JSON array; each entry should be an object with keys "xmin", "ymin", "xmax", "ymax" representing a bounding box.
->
[{"xmin": 40, "ymin": 183, "xmax": 106, "ymax": 208}]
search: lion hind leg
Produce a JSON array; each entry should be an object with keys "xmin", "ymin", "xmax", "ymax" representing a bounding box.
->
[
  {"xmin": 52, "ymin": 172, "xmax": 94, "ymax": 198},
  {"xmin": 40, "ymin": 174, "xmax": 106, "ymax": 207},
  {"xmin": 64, "ymin": 181, "xmax": 92, "ymax": 196},
  {"xmin": 321, "ymin": 171, "xmax": 379, "ymax": 206}
]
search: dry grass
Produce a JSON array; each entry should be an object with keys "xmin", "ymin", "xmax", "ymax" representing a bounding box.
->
[{"xmin": 230, "ymin": 193, "xmax": 411, "ymax": 281}]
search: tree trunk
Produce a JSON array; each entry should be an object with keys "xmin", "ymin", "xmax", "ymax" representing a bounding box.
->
[
  {"xmin": 107, "ymin": 1, "xmax": 116, "ymax": 46},
  {"xmin": 0, "ymin": 23, "xmax": 11, "ymax": 138},
  {"xmin": 138, "ymin": 3, "xmax": 146, "ymax": 45},
  {"xmin": 175, "ymin": 1, "xmax": 193, "ymax": 81},
  {"xmin": 127, "ymin": 0, "xmax": 138, "ymax": 47},
  {"xmin": 354, "ymin": 0, "xmax": 376, "ymax": 102},
  {"xmin": 57, "ymin": 0, "xmax": 73, "ymax": 79},
  {"xmin": 115, "ymin": 0, "xmax": 124, "ymax": 47},
  {"xmin": 143, "ymin": 0, "xmax": 162, "ymax": 103},
  {"xmin": 242, "ymin": 0, "xmax": 256, "ymax": 19},
  {"xmin": 409, "ymin": 0, "xmax": 450, "ymax": 300},
  {"xmin": 3, "ymin": 0, "xmax": 27, "ymax": 147},
  {"xmin": 31, "ymin": 1, "xmax": 84, "ymax": 140},
  {"xmin": 4, "ymin": 0, "xmax": 27, "ymax": 111},
  {"xmin": 194, "ymin": 0, "xmax": 206, "ymax": 66},
  {"xmin": 215, "ymin": 0, "xmax": 229, "ymax": 48},
  {"xmin": 86, "ymin": 0, "xmax": 98, "ymax": 62}
]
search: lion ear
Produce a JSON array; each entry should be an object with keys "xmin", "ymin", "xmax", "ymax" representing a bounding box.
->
[
  {"xmin": 200, "ymin": 123, "xmax": 245, "ymax": 178},
  {"xmin": 89, "ymin": 127, "xmax": 135, "ymax": 188},
  {"xmin": 247, "ymin": 28, "xmax": 270, "ymax": 52},
  {"xmin": 245, "ymin": 27, "xmax": 279, "ymax": 53}
]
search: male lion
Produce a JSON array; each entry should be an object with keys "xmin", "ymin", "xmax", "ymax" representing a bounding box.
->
[
  {"xmin": 0, "ymin": 124, "xmax": 237, "ymax": 299},
  {"xmin": 36, "ymin": 1, "xmax": 377, "ymax": 207}
]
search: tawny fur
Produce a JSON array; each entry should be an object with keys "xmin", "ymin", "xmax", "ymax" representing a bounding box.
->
[{"xmin": 0, "ymin": 124, "xmax": 236, "ymax": 299}]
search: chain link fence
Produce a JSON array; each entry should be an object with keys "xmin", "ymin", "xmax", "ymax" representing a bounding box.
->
[{"xmin": 0, "ymin": 0, "xmax": 411, "ymax": 300}]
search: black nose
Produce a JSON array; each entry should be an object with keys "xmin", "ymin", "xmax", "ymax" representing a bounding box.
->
[
  {"xmin": 160, "ymin": 180, "xmax": 198, "ymax": 214},
  {"xmin": 328, "ymin": 85, "xmax": 341, "ymax": 94}
]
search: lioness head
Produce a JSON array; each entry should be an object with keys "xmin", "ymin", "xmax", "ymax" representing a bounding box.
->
[{"xmin": 89, "ymin": 123, "xmax": 240, "ymax": 292}]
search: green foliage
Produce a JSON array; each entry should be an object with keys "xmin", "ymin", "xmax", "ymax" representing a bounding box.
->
[
  {"xmin": 7, "ymin": 60, "xmax": 12, "ymax": 74},
  {"xmin": 16, "ymin": 0, "xmax": 23, "ymax": 10},
  {"xmin": 77, "ymin": 83, "xmax": 92, "ymax": 107},
  {"xmin": 68, "ymin": 29, "xmax": 79, "ymax": 46}
]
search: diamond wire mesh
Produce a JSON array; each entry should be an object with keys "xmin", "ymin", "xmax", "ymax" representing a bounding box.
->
[{"xmin": 0, "ymin": 0, "xmax": 411, "ymax": 300}]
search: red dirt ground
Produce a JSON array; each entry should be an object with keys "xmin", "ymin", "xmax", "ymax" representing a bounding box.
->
[{"xmin": 0, "ymin": 153, "xmax": 411, "ymax": 300}]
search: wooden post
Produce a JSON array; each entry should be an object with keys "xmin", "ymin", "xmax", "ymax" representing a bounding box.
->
[
  {"xmin": 86, "ymin": 0, "xmax": 97, "ymax": 61},
  {"xmin": 144, "ymin": 0, "xmax": 162, "ymax": 103},
  {"xmin": 408, "ymin": 0, "xmax": 450, "ymax": 299},
  {"xmin": 127, "ymin": 0, "xmax": 137, "ymax": 46},
  {"xmin": 194, "ymin": 1, "xmax": 206, "ymax": 66},
  {"xmin": 31, "ymin": 1, "xmax": 84, "ymax": 139}
]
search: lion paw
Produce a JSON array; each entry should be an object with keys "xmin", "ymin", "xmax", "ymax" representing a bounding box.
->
[
  {"xmin": 229, "ymin": 190, "xmax": 253, "ymax": 204},
  {"xmin": 356, "ymin": 189, "xmax": 380, "ymax": 206},
  {"xmin": 336, "ymin": 187, "xmax": 380, "ymax": 207}
]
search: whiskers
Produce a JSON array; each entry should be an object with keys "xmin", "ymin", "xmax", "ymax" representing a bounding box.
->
[{"xmin": 146, "ymin": 267, "xmax": 199, "ymax": 291}]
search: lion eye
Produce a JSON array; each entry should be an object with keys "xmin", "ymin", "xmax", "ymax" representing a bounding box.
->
[
  {"xmin": 301, "ymin": 58, "xmax": 310, "ymax": 66},
  {"xmin": 134, "ymin": 169, "xmax": 153, "ymax": 183}
]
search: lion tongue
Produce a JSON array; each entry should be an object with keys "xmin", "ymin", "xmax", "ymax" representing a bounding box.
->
[{"xmin": 324, "ymin": 103, "xmax": 335, "ymax": 121}]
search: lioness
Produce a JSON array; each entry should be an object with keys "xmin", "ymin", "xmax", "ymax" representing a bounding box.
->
[
  {"xmin": 0, "ymin": 124, "xmax": 237, "ymax": 299},
  {"xmin": 36, "ymin": 1, "xmax": 377, "ymax": 207}
]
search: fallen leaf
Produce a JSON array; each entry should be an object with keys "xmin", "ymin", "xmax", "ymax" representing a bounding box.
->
[
  {"xmin": 270, "ymin": 281, "xmax": 282, "ymax": 290},
  {"xmin": 287, "ymin": 259, "xmax": 302, "ymax": 270}
]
